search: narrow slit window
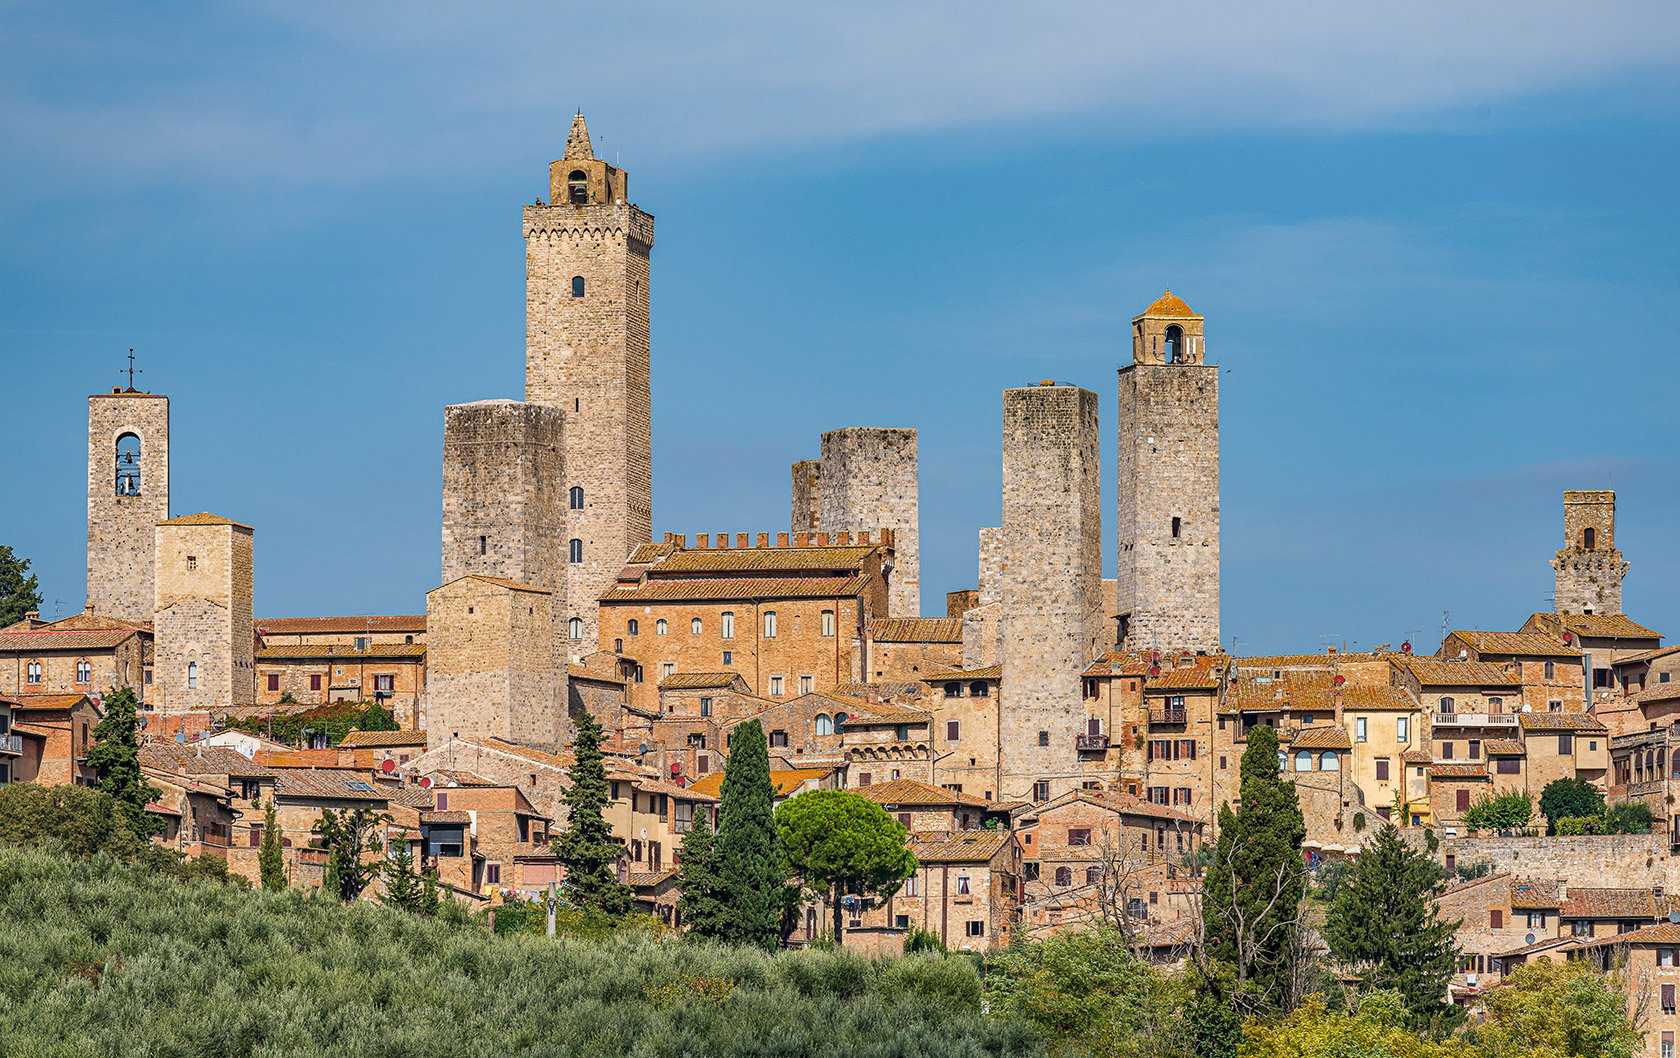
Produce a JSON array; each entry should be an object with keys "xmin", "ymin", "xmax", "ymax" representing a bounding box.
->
[{"xmin": 571, "ymin": 275, "xmax": 586, "ymax": 298}]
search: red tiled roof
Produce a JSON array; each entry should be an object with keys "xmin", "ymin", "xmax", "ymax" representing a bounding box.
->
[
  {"xmin": 922, "ymin": 665, "xmax": 1002, "ymax": 682},
  {"xmin": 1508, "ymin": 879, "xmax": 1564, "ymax": 909},
  {"xmin": 1290, "ymin": 726, "xmax": 1353, "ymax": 750},
  {"xmin": 256, "ymin": 645, "xmax": 425, "ymax": 659},
  {"xmin": 910, "ymin": 831, "xmax": 1013, "ymax": 863},
  {"xmin": 141, "ymin": 745, "xmax": 274, "ymax": 778},
  {"xmin": 1082, "ymin": 651, "xmax": 1152, "ymax": 678},
  {"xmin": 1427, "ymin": 763, "xmax": 1489, "ymax": 779},
  {"xmin": 0, "ymin": 629, "xmax": 139, "ymax": 651},
  {"xmin": 869, "ymin": 618, "xmax": 963, "ymax": 644},
  {"xmin": 1447, "ymin": 631, "xmax": 1583, "ymax": 659},
  {"xmin": 256, "ymin": 615, "xmax": 426, "ymax": 635},
  {"xmin": 683, "ymin": 767, "xmax": 832, "ymax": 800},
  {"xmin": 159, "ymin": 512, "xmax": 252, "ymax": 529},
  {"xmin": 1561, "ymin": 888, "xmax": 1664, "ymax": 919},
  {"xmin": 336, "ymin": 730, "xmax": 428, "ymax": 748},
  {"xmin": 601, "ymin": 575, "xmax": 868, "ymax": 603},
  {"xmin": 1399, "ymin": 659, "xmax": 1520, "ymax": 688},
  {"xmin": 1518, "ymin": 712, "xmax": 1607, "ymax": 733},
  {"xmin": 1546, "ymin": 613, "xmax": 1662, "ymax": 641},
  {"xmin": 657, "ymin": 672, "xmax": 743, "ymax": 690},
  {"xmin": 859, "ymin": 778, "xmax": 990, "ymax": 809},
  {"xmin": 11, "ymin": 693, "xmax": 98, "ymax": 711}
]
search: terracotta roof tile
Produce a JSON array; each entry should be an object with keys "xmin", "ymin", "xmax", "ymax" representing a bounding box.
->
[
  {"xmin": 682, "ymin": 767, "xmax": 832, "ymax": 800},
  {"xmin": 1400, "ymin": 659, "xmax": 1520, "ymax": 688},
  {"xmin": 1562, "ymin": 888, "xmax": 1661, "ymax": 919},
  {"xmin": 1546, "ymin": 613, "xmax": 1662, "ymax": 640},
  {"xmin": 909, "ymin": 831, "xmax": 1013, "ymax": 863},
  {"xmin": 1402, "ymin": 749, "xmax": 1434, "ymax": 763},
  {"xmin": 1290, "ymin": 726, "xmax": 1353, "ymax": 750},
  {"xmin": 1082, "ymin": 651, "xmax": 1152, "ymax": 677},
  {"xmin": 1508, "ymin": 879, "xmax": 1565, "ymax": 909},
  {"xmin": 421, "ymin": 810, "xmax": 471, "ymax": 824},
  {"xmin": 1577, "ymin": 921, "xmax": 1680, "ymax": 948},
  {"xmin": 1518, "ymin": 711, "xmax": 1607, "ymax": 732},
  {"xmin": 257, "ymin": 644, "xmax": 425, "ymax": 659},
  {"xmin": 1427, "ymin": 763, "xmax": 1489, "ymax": 779},
  {"xmin": 1483, "ymin": 739, "xmax": 1526, "ymax": 756},
  {"xmin": 869, "ymin": 617, "xmax": 963, "ymax": 644},
  {"xmin": 255, "ymin": 615, "xmax": 426, "ymax": 635},
  {"xmin": 628, "ymin": 868, "xmax": 679, "ymax": 888},
  {"xmin": 1231, "ymin": 652, "xmax": 1385, "ymax": 668},
  {"xmin": 1337, "ymin": 686, "xmax": 1417, "ymax": 710},
  {"xmin": 0, "ymin": 629, "xmax": 139, "ymax": 651},
  {"xmin": 336, "ymin": 730, "xmax": 428, "ymax": 748},
  {"xmin": 1448, "ymin": 631, "xmax": 1583, "ymax": 659},
  {"xmin": 657, "ymin": 672, "xmax": 744, "ymax": 690},
  {"xmin": 270, "ymin": 769, "xmax": 389, "ymax": 801},
  {"xmin": 601, "ymin": 575, "xmax": 868, "ymax": 603},
  {"xmin": 159, "ymin": 512, "xmax": 252, "ymax": 529},
  {"xmin": 11, "ymin": 693, "xmax": 96, "ymax": 712},
  {"xmin": 1140, "ymin": 290, "xmax": 1198, "ymax": 318},
  {"xmin": 140, "ymin": 744, "xmax": 276, "ymax": 777},
  {"xmin": 922, "ymin": 665, "xmax": 1002, "ymax": 682},
  {"xmin": 858, "ymin": 778, "xmax": 990, "ymax": 808}
]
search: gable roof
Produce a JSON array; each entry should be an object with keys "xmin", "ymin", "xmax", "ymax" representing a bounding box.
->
[
  {"xmin": 158, "ymin": 512, "xmax": 253, "ymax": 529},
  {"xmin": 256, "ymin": 615, "xmax": 426, "ymax": 635},
  {"xmin": 1447, "ymin": 631, "xmax": 1583, "ymax": 659},
  {"xmin": 1290, "ymin": 726, "xmax": 1353, "ymax": 751},
  {"xmin": 336, "ymin": 730, "xmax": 428, "ymax": 748},
  {"xmin": 0, "ymin": 629, "xmax": 139, "ymax": 652},
  {"xmin": 922, "ymin": 664, "xmax": 1002, "ymax": 682},
  {"xmin": 1398, "ymin": 658, "xmax": 1520, "ymax": 688},
  {"xmin": 141, "ymin": 744, "xmax": 274, "ymax": 778},
  {"xmin": 869, "ymin": 618, "xmax": 963, "ymax": 644},
  {"xmin": 1527, "ymin": 612, "xmax": 1662, "ymax": 641},
  {"xmin": 910, "ymin": 831, "xmax": 1013, "ymax": 864},
  {"xmin": 257, "ymin": 644, "xmax": 426, "ymax": 659},
  {"xmin": 858, "ymin": 778, "xmax": 990, "ymax": 809},
  {"xmin": 657, "ymin": 672, "xmax": 745, "ymax": 691},
  {"xmin": 269, "ymin": 768, "xmax": 391, "ymax": 802},
  {"xmin": 1518, "ymin": 711, "xmax": 1607, "ymax": 732},
  {"xmin": 682, "ymin": 767, "xmax": 833, "ymax": 800}
]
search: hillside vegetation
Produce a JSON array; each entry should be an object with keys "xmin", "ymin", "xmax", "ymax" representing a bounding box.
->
[{"xmin": 0, "ymin": 847, "xmax": 1035, "ymax": 1058}]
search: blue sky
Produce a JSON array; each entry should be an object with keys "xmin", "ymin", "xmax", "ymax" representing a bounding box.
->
[{"xmin": 2, "ymin": 2, "xmax": 1677, "ymax": 654}]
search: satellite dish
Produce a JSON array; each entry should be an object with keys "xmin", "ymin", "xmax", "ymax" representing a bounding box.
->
[
  {"xmin": 380, "ymin": 758, "xmax": 397, "ymax": 773},
  {"xmin": 1526, "ymin": 932, "xmax": 1537, "ymax": 945},
  {"xmin": 1667, "ymin": 911, "xmax": 1679, "ymax": 924},
  {"xmin": 418, "ymin": 776, "xmax": 434, "ymax": 788}
]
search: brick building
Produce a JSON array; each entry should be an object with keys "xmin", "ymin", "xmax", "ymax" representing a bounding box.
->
[{"xmin": 0, "ymin": 609, "xmax": 150, "ymax": 703}]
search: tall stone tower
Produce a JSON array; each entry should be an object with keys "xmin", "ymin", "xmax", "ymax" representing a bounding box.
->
[
  {"xmin": 816, "ymin": 428, "xmax": 921, "ymax": 616},
  {"xmin": 791, "ymin": 460, "xmax": 822, "ymax": 531},
  {"xmin": 87, "ymin": 388, "xmax": 169, "ymax": 622},
  {"xmin": 1552, "ymin": 490, "xmax": 1628, "ymax": 615},
  {"xmin": 1115, "ymin": 291, "xmax": 1221, "ymax": 655},
  {"xmin": 524, "ymin": 113, "xmax": 653, "ymax": 649},
  {"xmin": 999, "ymin": 383, "xmax": 1104, "ymax": 802},
  {"xmin": 152, "ymin": 513, "xmax": 254, "ymax": 712}
]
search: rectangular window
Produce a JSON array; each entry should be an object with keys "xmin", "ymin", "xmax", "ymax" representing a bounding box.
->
[
  {"xmin": 799, "ymin": 674, "xmax": 813, "ymax": 695},
  {"xmin": 1032, "ymin": 780, "xmax": 1050, "ymax": 802},
  {"xmin": 1659, "ymin": 947, "xmax": 1676, "ymax": 968},
  {"xmin": 1356, "ymin": 717, "xmax": 1368, "ymax": 743},
  {"xmin": 1442, "ymin": 742, "xmax": 1454, "ymax": 759},
  {"xmin": 1375, "ymin": 759, "xmax": 1390, "ymax": 781},
  {"xmin": 1173, "ymin": 787, "xmax": 1193, "ymax": 805},
  {"xmin": 486, "ymin": 863, "xmax": 501, "ymax": 884},
  {"xmin": 1496, "ymin": 758, "xmax": 1520, "ymax": 774},
  {"xmin": 1663, "ymin": 1031, "xmax": 1674, "ymax": 1058},
  {"xmin": 721, "ymin": 651, "xmax": 733, "ymax": 666},
  {"xmin": 375, "ymin": 674, "xmax": 394, "ymax": 692},
  {"xmin": 763, "ymin": 611, "xmax": 777, "ymax": 638},
  {"xmin": 1067, "ymin": 828, "xmax": 1091, "ymax": 846},
  {"xmin": 1664, "ymin": 984, "xmax": 1676, "ymax": 1015},
  {"xmin": 947, "ymin": 720, "xmax": 960, "ymax": 742},
  {"xmin": 966, "ymin": 920, "xmax": 985, "ymax": 937},
  {"xmin": 1455, "ymin": 789, "xmax": 1470, "ymax": 811},
  {"xmin": 266, "ymin": 674, "xmax": 280, "ymax": 692},
  {"xmin": 1559, "ymin": 734, "xmax": 1573, "ymax": 754},
  {"xmin": 1149, "ymin": 786, "xmax": 1169, "ymax": 805},
  {"xmin": 1397, "ymin": 717, "xmax": 1409, "ymax": 742},
  {"xmin": 821, "ymin": 610, "xmax": 835, "ymax": 637},
  {"xmin": 956, "ymin": 875, "xmax": 972, "ymax": 894},
  {"xmin": 310, "ymin": 674, "xmax": 322, "ymax": 691},
  {"xmin": 858, "ymin": 773, "xmax": 872, "ymax": 786},
  {"xmin": 1490, "ymin": 910, "xmax": 1503, "ymax": 928},
  {"xmin": 354, "ymin": 636, "xmax": 370, "ymax": 651},
  {"xmin": 770, "ymin": 730, "xmax": 789, "ymax": 748},
  {"xmin": 661, "ymin": 662, "xmax": 675, "ymax": 679},
  {"xmin": 1469, "ymin": 740, "xmax": 1481, "ymax": 760},
  {"xmin": 699, "ymin": 697, "xmax": 712, "ymax": 717}
]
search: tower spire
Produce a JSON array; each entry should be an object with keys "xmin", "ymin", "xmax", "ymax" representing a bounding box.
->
[{"xmin": 564, "ymin": 112, "xmax": 594, "ymax": 160}]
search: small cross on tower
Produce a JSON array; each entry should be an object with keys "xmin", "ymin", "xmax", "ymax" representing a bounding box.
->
[{"xmin": 122, "ymin": 349, "xmax": 142, "ymax": 391}]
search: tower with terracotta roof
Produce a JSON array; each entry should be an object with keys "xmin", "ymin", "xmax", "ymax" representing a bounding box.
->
[
  {"xmin": 1115, "ymin": 291, "xmax": 1221, "ymax": 655},
  {"xmin": 523, "ymin": 112, "xmax": 654, "ymax": 651},
  {"xmin": 87, "ymin": 386, "xmax": 170, "ymax": 623},
  {"xmin": 1551, "ymin": 490, "xmax": 1628, "ymax": 615},
  {"xmin": 152, "ymin": 513, "xmax": 254, "ymax": 712}
]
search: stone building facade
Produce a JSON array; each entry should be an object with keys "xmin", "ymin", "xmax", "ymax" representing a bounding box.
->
[
  {"xmin": 999, "ymin": 382, "xmax": 1104, "ymax": 802},
  {"xmin": 811, "ymin": 427, "xmax": 921, "ymax": 617},
  {"xmin": 524, "ymin": 113, "xmax": 653, "ymax": 648},
  {"xmin": 424, "ymin": 575, "xmax": 562, "ymax": 749},
  {"xmin": 1552, "ymin": 490, "xmax": 1628, "ymax": 615},
  {"xmin": 1115, "ymin": 291, "xmax": 1220, "ymax": 655},
  {"xmin": 151, "ymin": 514, "xmax": 255, "ymax": 712},
  {"xmin": 87, "ymin": 389, "xmax": 169, "ymax": 623}
]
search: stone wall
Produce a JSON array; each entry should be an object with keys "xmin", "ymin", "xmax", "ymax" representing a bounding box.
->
[
  {"xmin": 1552, "ymin": 490, "xmax": 1627, "ymax": 615},
  {"xmin": 523, "ymin": 135, "xmax": 654, "ymax": 648},
  {"xmin": 425, "ymin": 576, "xmax": 564, "ymax": 750},
  {"xmin": 1436, "ymin": 832, "xmax": 1675, "ymax": 888},
  {"xmin": 999, "ymin": 384, "xmax": 1103, "ymax": 801},
  {"xmin": 152, "ymin": 517, "xmax": 253, "ymax": 712},
  {"xmin": 87, "ymin": 391, "xmax": 169, "ymax": 623},
  {"xmin": 977, "ymin": 527, "xmax": 1004, "ymax": 607},
  {"xmin": 791, "ymin": 460, "xmax": 821, "ymax": 531},
  {"xmin": 818, "ymin": 428, "xmax": 920, "ymax": 617},
  {"xmin": 1115, "ymin": 358, "xmax": 1220, "ymax": 654}
]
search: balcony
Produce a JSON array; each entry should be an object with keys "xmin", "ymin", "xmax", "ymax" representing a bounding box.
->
[
  {"xmin": 0, "ymin": 734, "xmax": 21, "ymax": 755},
  {"xmin": 1075, "ymin": 734, "xmax": 1110, "ymax": 752},
  {"xmin": 1431, "ymin": 713, "xmax": 1518, "ymax": 727},
  {"xmin": 1151, "ymin": 706, "xmax": 1188, "ymax": 725}
]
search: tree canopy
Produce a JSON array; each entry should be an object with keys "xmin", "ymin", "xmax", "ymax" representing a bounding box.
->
[
  {"xmin": 675, "ymin": 816, "xmax": 729, "ymax": 939},
  {"xmin": 1470, "ymin": 959, "xmax": 1640, "ymax": 1058},
  {"xmin": 1539, "ymin": 779, "xmax": 1606, "ymax": 833},
  {"xmin": 1461, "ymin": 791, "xmax": 1534, "ymax": 833},
  {"xmin": 552, "ymin": 712, "xmax": 633, "ymax": 915},
  {"xmin": 984, "ymin": 926, "xmax": 1180, "ymax": 1058},
  {"xmin": 314, "ymin": 806, "xmax": 390, "ymax": 902},
  {"xmin": 711, "ymin": 719, "xmax": 783, "ymax": 949},
  {"xmin": 258, "ymin": 799, "xmax": 286, "ymax": 891},
  {"xmin": 776, "ymin": 789, "xmax": 916, "ymax": 942},
  {"xmin": 0, "ymin": 545, "xmax": 42, "ymax": 629},
  {"xmin": 84, "ymin": 687, "xmax": 162, "ymax": 837}
]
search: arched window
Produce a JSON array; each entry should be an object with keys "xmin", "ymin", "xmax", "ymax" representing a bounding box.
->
[
  {"xmin": 569, "ymin": 539, "xmax": 583, "ymax": 564},
  {"xmin": 25, "ymin": 660, "xmax": 41, "ymax": 685},
  {"xmin": 571, "ymin": 275, "xmax": 586, "ymax": 298},
  {"xmin": 1487, "ymin": 696, "xmax": 1503, "ymax": 711},
  {"xmin": 1583, "ymin": 526, "xmax": 1596, "ymax": 549},
  {"xmin": 75, "ymin": 660, "xmax": 91, "ymax": 684},
  {"xmin": 187, "ymin": 662, "xmax": 199, "ymax": 690},
  {"xmin": 834, "ymin": 712, "xmax": 848, "ymax": 732},
  {"xmin": 1164, "ymin": 325, "xmax": 1184, "ymax": 364},
  {"xmin": 656, "ymin": 619, "xmax": 667, "ymax": 636},
  {"xmin": 720, "ymin": 612, "xmax": 735, "ymax": 639},
  {"xmin": 815, "ymin": 714, "xmax": 834, "ymax": 736},
  {"xmin": 1439, "ymin": 696, "xmax": 1455, "ymax": 713},
  {"xmin": 1320, "ymin": 751, "xmax": 1340, "ymax": 771},
  {"xmin": 1054, "ymin": 866, "xmax": 1073, "ymax": 887},
  {"xmin": 1294, "ymin": 749, "xmax": 1313, "ymax": 771},
  {"xmin": 691, "ymin": 618, "xmax": 703, "ymax": 635},
  {"xmin": 627, "ymin": 619, "xmax": 639, "ymax": 636},
  {"xmin": 763, "ymin": 611, "xmax": 777, "ymax": 638},
  {"xmin": 970, "ymin": 681, "xmax": 990, "ymax": 697},
  {"xmin": 567, "ymin": 170, "xmax": 588, "ymax": 204},
  {"xmin": 943, "ymin": 682, "xmax": 963, "ymax": 698},
  {"xmin": 115, "ymin": 433, "xmax": 142, "ymax": 496},
  {"xmin": 569, "ymin": 486, "xmax": 584, "ymax": 510},
  {"xmin": 568, "ymin": 617, "xmax": 583, "ymax": 640}
]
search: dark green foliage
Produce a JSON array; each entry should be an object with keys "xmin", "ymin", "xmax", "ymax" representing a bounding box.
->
[
  {"xmin": 258, "ymin": 799, "xmax": 286, "ymax": 891},
  {"xmin": 228, "ymin": 701, "xmax": 404, "ymax": 747},
  {"xmin": 776, "ymin": 788, "xmax": 917, "ymax": 942},
  {"xmin": 712, "ymin": 719, "xmax": 784, "ymax": 949},
  {"xmin": 379, "ymin": 844, "xmax": 439, "ymax": 916},
  {"xmin": 1201, "ymin": 723, "xmax": 1308, "ymax": 1016},
  {"xmin": 984, "ymin": 926, "xmax": 1177, "ymax": 1057},
  {"xmin": 904, "ymin": 926, "xmax": 947, "ymax": 953},
  {"xmin": 1324, "ymin": 824, "xmax": 1459, "ymax": 1024},
  {"xmin": 0, "ymin": 847, "xmax": 1035, "ymax": 1056},
  {"xmin": 313, "ymin": 807, "xmax": 390, "ymax": 901},
  {"xmin": 1181, "ymin": 986, "xmax": 1243, "ymax": 1058},
  {"xmin": 675, "ymin": 817, "xmax": 729, "ymax": 938},
  {"xmin": 1461, "ymin": 791, "xmax": 1534, "ymax": 832},
  {"xmin": 358, "ymin": 700, "xmax": 399, "ymax": 732},
  {"xmin": 84, "ymin": 687, "xmax": 162, "ymax": 837},
  {"xmin": 0, "ymin": 783, "xmax": 246, "ymax": 887},
  {"xmin": 1311, "ymin": 859, "xmax": 1351, "ymax": 901},
  {"xmin": 1539, "ymin": 778, "xmax": 1605, "ymax": 832},
  {"xmin": 0, "ymin": 545, "xmax": 42, "ymax": 629},
  {"xmin": 552, "ymin": 711, "xmax": 633, "ymax": 915},
  {"xmin": 1605, "ymin": 802, "xmax": 1654, "ymax": 834}
]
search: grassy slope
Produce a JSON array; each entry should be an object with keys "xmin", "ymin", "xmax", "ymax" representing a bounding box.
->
[{"xmin": 0, "ymin": 848, "xmax": 1037, "ymax": 1058}]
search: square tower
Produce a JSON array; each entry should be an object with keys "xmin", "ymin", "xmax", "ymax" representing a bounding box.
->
[
  {"xmin": 1116, "ymin": 291, "xmax": 1221, "ymax": 655},
  {"xmin": 999, "ymin": 383, "xmax": 1104, "ymax": 802},
  {"xmin": 524, "ymin": 113, "xmax": 654, "ymax": 649},
  {"xmin": 816, "ymin": 427, "xmax": 921, "ymax": 616},
  {"xmin": 425, "ymin": 575, "xmax": 562, "ymax": 750},
  {"xmin": 152, "ymin": 513, "xmax": 254, "ymax": 712},
  {"xmin": 791, "ymin": 460, "xmax": 822, "ymax": 531},
  {"xmin": 87, "ymin": 389, "xmax": 169, "ymax": 622},
  {"xmin": 1551, "ymin": 490, "xmax": 1628, "ymax": 615}
]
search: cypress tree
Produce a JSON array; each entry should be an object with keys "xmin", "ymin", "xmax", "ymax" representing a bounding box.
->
[
  {"xmin": 0, "ymin": 545, "xmax": 42, "ymax": 629},
  {"xmin": 1201, "ymin": 723, "xmax": 1307, "ymax": 1015},
  {"xmin": 713, "ymin": 719, "xmax": 784, "ymax": 949},
  {"xmin": 258, "ymin": 799, "xmax": 287, "ymax": 891},
  {"xmin": 552, "ymin": 712, "xmax": 633, "ymax": 915},
  {"xmin": 675, "ymin": 817, "xmax": 729, "ymax": 938},
  {"xmin": 84, "ymin": 687, "xmax": 161, "ymax": 837},
  {"xmin": 1324, "ymin": 823, "xmax": 1459, "ymax": 1023}
]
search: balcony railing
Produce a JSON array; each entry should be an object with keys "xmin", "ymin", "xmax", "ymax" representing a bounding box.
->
[
  {"xmin": 1431, "ymin": 713, "xmax": 1518, "ymax": 727},
  {"xmin": 0, "ymin": 734, "xmax": 21, "ymax": 755},
  {"xmin": 1075, "ymin": 734, "xmax": 1110, "ymax": 752},
  {"xmin": 1151, "ymin": 706, "xmax": 1188, "ymax": 725}
]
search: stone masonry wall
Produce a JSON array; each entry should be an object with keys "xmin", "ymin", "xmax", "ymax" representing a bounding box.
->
[
  {"xmin": 152, "ymin": 520, "xmax": 253, "ymax": 712},
  {"xmin": 1000, "ymin": 384, "xmax": 1103, "ymax": 801},
  {"xmin": 818, "ymin": 428, "xmax": 920, "ymax": 617},
  {"xmin": 523, "ymin": 194, "xmax": 654, "ymax": 649},
  {"xmin": 977, "ymin": 527, "xmax": 1004, "ymax": 607},
  {"xmin": 87, "ymin": 392, "xmax": 169, "ymax": 623},
  {"xmin": 425, "ymin": 577, "xmax": 563, "ymax": 750},
  {"xmin": 1115, "ymin": 362, "xmax": 1220, "ymax": 654},
  {"xmin": 791, "ymin": 460, "xmax": 821, "ymax": 531},
  {"xmin": 1552, "ymin": 490, "xmax": 1627, "ymax": 615},
  {"xmin": 1435, "ymin": 832, "xmax": 1675, "ymax": 889}
]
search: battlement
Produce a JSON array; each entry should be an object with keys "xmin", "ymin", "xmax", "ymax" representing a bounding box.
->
[{"xmin": 660, "ymin": 529, "xmax": 896, "ymax": 550}]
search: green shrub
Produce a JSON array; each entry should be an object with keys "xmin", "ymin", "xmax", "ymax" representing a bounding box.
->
[
  {"xmin": 904, "ymin": 925, "xmax": 947, "ymax": 954},
  {"xmin": 879, "ymin": 953, "xmax": 983, "ymax": 1012},
  {"xmin": 1605, "ymin": 802, "xmax": 1654, "ymax": 834},
  {"xmin": 1462, "ymin": 791, "xmax": 1534, "ymax": 832},
  {"xmin": 1556, "ymin": 815, "xmax": 1605, "ymax": 836}
]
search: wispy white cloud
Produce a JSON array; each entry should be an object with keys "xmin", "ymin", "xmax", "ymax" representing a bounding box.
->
[{"xmin": 1, "ymin": 0, "xmax": 1676, "ymax": 193}]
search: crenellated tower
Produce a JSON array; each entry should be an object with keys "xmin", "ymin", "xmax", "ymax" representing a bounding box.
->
[{"xmin": 1552, "ymin": 490, "xmax": 1628, "ymax": 615}]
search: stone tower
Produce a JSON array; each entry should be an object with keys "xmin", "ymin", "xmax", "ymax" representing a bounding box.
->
[
  {"xmin": 434, "ymin": 399, "xmax": 569, "ymax": 746},
  {"xmin": 791, "ymin": 460, "xmax": 822, "ymax": 531},
  {"xmin": 1115, "ymin": 291, "xmax": 1221, "ymax": 655},
  {"xmin": 152, "ymin": 513, "xmax": 254, "ymax": 712},
  {"xmin": 1000, "ymin": 383, "xmax": 1104, "ymax": 802},
  {"xmin": 87, "ymin": 388, "xmax": 169, "ymax": 622},
  {"xmin": 524, "ymin": 113, "xmax": 654, "ymax": 648},
  {"xmin": 816, "ymin": 428, "xmax": 921, "ymax": 616},
  {"xmin": 1552, "ymin": 490, "xmax": 1628, "ymax": 615}
]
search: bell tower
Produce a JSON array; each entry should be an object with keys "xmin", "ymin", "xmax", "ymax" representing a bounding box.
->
[
  {"xmin": 88, "ymin": 385, "xmax": 170, "ymax": 623},
  {"xmin": 1551, "ymin": 490, "xmax": 1627, "ymax": 615},
  {"xmin": 524, "ymin": 113, "xmax": 654, "ymax": 652},
  {"xmin": 1115, "ymin": 291, "xmax": 1221, "ymax": 654}
]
